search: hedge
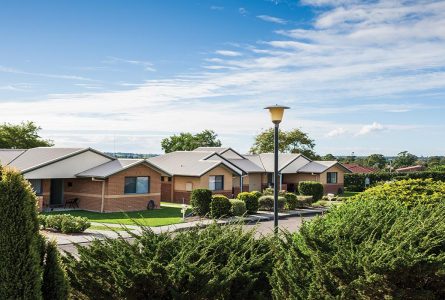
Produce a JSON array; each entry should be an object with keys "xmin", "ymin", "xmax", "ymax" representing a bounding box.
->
[
  {"xmin": 190, "ymin": 189, "xmax": 212, "ymax": 216},
  {"xmin": 284, "ymin": 193, "xmax": 298, "ymax": 210},
  {"xmin": 258, "ymin": 195, "xmax": 286, "ymax": 211},
  {"xmin": 237, "ymin": 192, "xmax": 259, "ymax": 214},
  {"xmin": 229, "ymin": 199, "xmax": 247, "ymax": 216},
  {"xmin": 298, "ymin": 181, "xmax": 323, "ymax": 201},
  {"xmin": 39, "ymin": 214, "xmax": 91, "ymax": 233},
  {"xmin": 345, "ymin": 171, "xmax": 445, "ymax": 192},
  {"xmin": 210, "ymin": 195, "xmax": 231, "ymax": 218}
]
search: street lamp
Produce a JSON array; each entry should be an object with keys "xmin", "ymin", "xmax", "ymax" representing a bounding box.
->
[{"xmin": 264, "ymin": 104, "xmax": 289, "ymax": 234}]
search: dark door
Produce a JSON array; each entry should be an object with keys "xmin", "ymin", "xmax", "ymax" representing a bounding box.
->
[{"xmin": 50, "ymin": 179, "xmax": 64, "ymax": 206}]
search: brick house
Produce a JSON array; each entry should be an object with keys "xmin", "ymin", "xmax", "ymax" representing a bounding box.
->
[{"xmin": 0, "ymin": 147, "xmax": 169, "ymax": 212}]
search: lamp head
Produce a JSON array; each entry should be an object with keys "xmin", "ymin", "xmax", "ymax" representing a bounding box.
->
[{"xmin": 264, "ymin": 104, "xmax": 290, "ymax": 124}]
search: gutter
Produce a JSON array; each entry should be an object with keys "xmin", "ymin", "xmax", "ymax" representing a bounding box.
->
[{"xmin": 92, "ymin": 177, "xmax": 106, "ymax": 213}]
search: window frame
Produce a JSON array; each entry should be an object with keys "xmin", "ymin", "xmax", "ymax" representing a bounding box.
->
[
  {"xmin": 209, "ymin": 175, "xmax": 224, "ymax": 191},
  {"xmin": 327, "ymin": 172, "xmax": 338, "ymax": 184},
  {"xmin": 124, "ymin": 176, "xmax": 150, "ymax": 194}
]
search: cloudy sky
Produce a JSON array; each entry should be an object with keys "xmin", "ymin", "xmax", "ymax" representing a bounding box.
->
[{"xmin": 1, "ymin": 0, "xmax": 444, "ymax": 155}]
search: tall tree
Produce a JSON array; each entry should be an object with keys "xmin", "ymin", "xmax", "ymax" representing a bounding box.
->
[
  {"xmin": 161, "ymin": 130, "xmax": 222, "ymax": 153},
  {"xmin": 0, "ymin": 121, "xmax": 53, "ymax": 149},
  {"xmin": 365, "ymin": 154, "xmax": 387, "ymax": 169},
  {"xmin": 250, "ymin": 128, "xmax": 318, "ymax": 159},
  {"xmin": 393, "ymin": 151, "xmax": 418, "ymax": 168}
]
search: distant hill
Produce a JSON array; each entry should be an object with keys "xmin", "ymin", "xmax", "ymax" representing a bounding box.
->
[{"xmin": 105, "ymin": 152, "xmax": 159, "ymax": 159}]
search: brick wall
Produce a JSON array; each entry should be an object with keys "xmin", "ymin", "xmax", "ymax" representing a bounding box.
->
[
  {"xmin": 64, "ymin": 178, "xmax": 103, "ymax": 211},
  {"xmin": 323, "ymin": 184, "xmax": 344, "ymax": 194}
]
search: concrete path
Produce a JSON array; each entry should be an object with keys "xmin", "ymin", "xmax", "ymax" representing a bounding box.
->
[{"xmin": 46, "ymin": 207, "xmax": 327, "ymax": 247}]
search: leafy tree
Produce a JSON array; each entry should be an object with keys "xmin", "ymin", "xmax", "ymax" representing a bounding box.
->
[
  {"xmin": 427, "ymin": 156, "xmax": 443, "ymax": 168},
  {"xmin": 393, "ymin": 151, "xmax": 418, "ymax": 168},
  {"xmin": 250, "ymin": 128, "xmax": 317, "ymax": 159},
  {"xmin": 161, "ymin": 129, "xmax": 221, "ymax": 153},
  {"xmin": 0, "ymin": 166, "xmax": 42, "ymax": 299},
  {"xmin": 321, "ymin": 153, "xmax": 336, "ymax": 161},
  {"xmin": 365, "ymin": 154, "xmax": 387, "ymax": 169},
  {"xmin": 0, "ymin": 121, "xmax": 53, "ymax": 149}
]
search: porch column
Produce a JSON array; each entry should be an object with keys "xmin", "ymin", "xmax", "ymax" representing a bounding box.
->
[
  {"xmin": 279, "ymin": 173, "xmax": 283, "ymax": 190},
  {"xmin": 240, "ymin": 176, "xmax": 243, "ymax": 193}
]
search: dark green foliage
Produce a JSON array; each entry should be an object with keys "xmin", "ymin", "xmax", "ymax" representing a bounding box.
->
[
  {"xmin": 210, "ymin": 194, "xmax": 231, "ymax": 218},
  {"xmin": 190, "ymin": 188, "xmax": 212, "ymax": 216},
  {"xmin": 298, "ymin": 181, "xmax": 323, "ymax": 200},
  {"xmin": 161, "ymin": 129, "xmax": 221, "ymax": 153},
  {"xmin": 0, "ymin": 121, "xmax": 54, "ymax": 149},
  {"xmin": 271, "ymin": 182, "xmax": 445, "ymax": 299},
  {"xmin": 250, "ymin": 190, "xmax": 262, "ymax": 200},
  {"xmin": 42, "ymin": 240, "xmax": 69, "ymax": 300},
  {"xmin": 229, "ymin": 199, "xmax": 246, "ymax": 216},
  {"xmin": 0, "ymin": 166, "xmax": 43, "ymax": 299},
  {"xmin": 64, "ymin": 223, "xmax": 274, "ymax": 299},
  {"xmin": 258, "ymin": 195, "xmax": 285, "ymax": 211},
  {"xmin": 284, "ymin": 192, "xmax": 298, "ymax": 210},
  {"xmin": 262, "ymin": 187, "xmax": 286, "ymax": 196},
  {"xmin": 40, "ymin": 214, "xmax": 90, "ymax": 233},
  {"xmin": 237, "ymin": 191, "xmax": 259, "ymax": 213},
  {"xmin": 345, "ymin": 171, "xmax": 445, "ymax": 191}
]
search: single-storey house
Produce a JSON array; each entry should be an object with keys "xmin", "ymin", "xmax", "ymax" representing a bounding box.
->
[
  {"xmin": 0, "ymin": 147, "xmax": 170, "ymax": 212},
  {"xmin": 150, "ymin": 147, "xmax": 350, "ymax": 203}
]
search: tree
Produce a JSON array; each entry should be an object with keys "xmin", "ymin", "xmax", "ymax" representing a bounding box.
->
[
  {"xmin": 0, "ymin": 166, "xmax": 42, "ymax": 298},
  {"xmin": 321, "ymin": 154, "xmax": 336, "ymax": 161},
  {"xmin": 393, "ymin": 151, "xmax": 418, "ymax": 169},
  {"xmin": 250, "ymin": 128, "xmax": 317, "ymax": 159},
  {"xmin": 42, "ymin": 240, "xmax": 69, "ymax": 300},
  {"xmin": 0, "ymin": 121, "xmax": 53, "ymax": 149},
  {"xmin": 161, "ymin": 130, "xmax": 221, "ymax": 153},
  {"xmin": 365, "ymin": 154, "xmax": 387, "ymax": 169}
]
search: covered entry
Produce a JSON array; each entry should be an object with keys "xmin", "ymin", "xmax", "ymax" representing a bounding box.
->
[{"xmin": 50, "ymin": 179, "xmax": 64, "ymax": 206}]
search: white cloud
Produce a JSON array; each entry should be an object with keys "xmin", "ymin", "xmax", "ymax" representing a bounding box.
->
[
  {"xmin": 239, "ymin": 7, "xmax": 248, "ymax": 15},
  {"xmin": 215, "ymin": 50, "xmax": 242, "ymax": 57},
  {"xmin": 356, "ymin": 122, "xmax": 385, "ymax": 136},
  {"xmin": 327, "ymin": 127, "xmax": 347, "ymax": 137},
  {"xmin": 210, "ymin": 5, "xmax": 224, "ymax": 10},
  {"xmin": 103, "ymin": 56, "xmax": 156, "ymax": 72},
  {"xmin": 0, "ymin": 65, "xmax": 94, "ymax": 81},
  {"xmin": 257, "ymin": 15, "xmax": 287, "ymax": 24}
]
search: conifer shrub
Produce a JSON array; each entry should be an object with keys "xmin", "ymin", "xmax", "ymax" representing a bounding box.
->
[
  {"xmin": 298, "ymin": 181, "xmax": 323, "ymax": 201},
  {"xmin": 42, "ymin": 214, "xmax": 90, "ymax": 233},
  {"xmin": 229, "ymin": 199, "xmax": 246, "ymax": 216},
  {"xmin": 210, "ymin": 194, "xmax": 231, "ymax": 218},
  {"xmin": 0, "ymin": 166, "xmax": 43, "ymax": 298},
  {"xmin": 42, "ymin": 240, "xmax": 69, "ymax": 300},
  {"xmin": 284, "ymin": 192, "xmax": 298, "ymax": 210},
  {"xmin": 271, "ymin": 183, "xmax": 445, "ymax": 299},
  {"xmin": 237, "ymin": 192, "xmax": 258, "ymax": 213},
  {"xmin": 190, "ymin": 188, "xmax": 212, "ymax": 216},
  {"xmin": 64, "ymin": 223, "xmax": 274, "ymax": 299},
  {"xmin": 258, "ymin": 195, "xmax": 285, "ymax": 211}
]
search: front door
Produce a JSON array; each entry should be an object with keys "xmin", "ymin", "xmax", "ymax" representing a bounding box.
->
[{"xmin": 50, "ymin": 179, "xmax": 64, "ymax": 206}]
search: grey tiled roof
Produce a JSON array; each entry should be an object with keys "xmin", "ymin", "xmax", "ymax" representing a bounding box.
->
[
  {"xmin": 77, "ymin": 159, "xmax": 169, "ymax": 178},
  {"xmin": 227, "ymin": 158, "xmax": 264, "ymax": 173},
  {"xmin": 193, "ymin": 147, "xmax": 229, "ymax": 153},
  {"xmin": 5, "ymin": 147, "xmax": 84, "ymax": 171},
  {"xmin": 245, "ymin": 153, "xmax": 300, "ymax": 173},
  {"xmin": 148, "ymin": 151, "xmax": 242, "ymax": 176},
  {"xmin": 298, "ymin": 161, "xmax": 338, "ymax": 173},
  {"xmin": 0, "ymin": 149, "xmax": 26, "ymax": 165}
]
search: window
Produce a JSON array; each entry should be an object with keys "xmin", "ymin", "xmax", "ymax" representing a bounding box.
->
[
  {"xmin": 185, "ymin": 183, "xmax": 193, "ymax": 191},
  {"xmin": 29, "ymin": 179, "xmax": 43, "ymax": 195},
  {"xmin": 209, "ymin": 175, "xmax": 224, "ymax": 191},
  {"xmin": 124, "ymin": 177, "xmax": 150, "ymax": 194},
  {"xmin": 327, "ymin": 172, "xmax": 338, "ymax": 184}
]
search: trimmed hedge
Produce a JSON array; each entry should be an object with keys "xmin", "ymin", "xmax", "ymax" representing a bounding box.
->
[
  {"xmin": 191, "ymin": 189, "xmax": 212, "ymax": 216},
  {"xmin": 258, "ymin": 195, "xmax": 286, "ymax": 211},
  {"xmin": 263, "ymin": 187, "xmax": 286, "ymax": 196},
  {"xmin": 284, "ymin": 193, "xmax": 298, "ymax": 210},
  {"xmin": 210, "ymin": 195, "xmax": 231, "ymax": 218},
  {"xmin": 40, "ymin": 214, "xmax": 90, "ymax": 233},
  {"xmin": 237, "ymin": 192, "xmax": 259, "ymax": 214},
  {"xmin": 229, "ymin": 199, "xmax": 247, "ymax": 216},
  {"xmin": 345, "ymin": 171, "xmax": 445, "ymax": 192},
  {"xmin": 298, "ymin": 181, "xmax": 323, "ymax": 201},
  {"xmin": 296, "ymin": 196, "xmax": 313, "ymax": 208}
]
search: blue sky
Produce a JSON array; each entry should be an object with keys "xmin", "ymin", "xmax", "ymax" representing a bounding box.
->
[{"xmin": 1, "ymin": 0, "xmax": 444, "ymax": 155}]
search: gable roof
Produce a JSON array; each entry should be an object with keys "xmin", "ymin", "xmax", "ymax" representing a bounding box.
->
[
  {"xmin": 77, "ymin": 159, "xmax": 171, "ymax": 178},
  {"xmin": 246, "ymin": 153, "xmax": 300, "ymax": 173},
  {"xmin": 299, "ymin": 161, "xmax": 352, "ymax": 174},
  {"xmin": 148, "ymin": 151, "xmax": 242, "ymax": 177},
  {"xmin": 193, "ymin": 147, "xmax": 245, "ymax": 159},
  {"xmin": 0, "ymin": 149, "xmax": 26, "ymax": 165}
]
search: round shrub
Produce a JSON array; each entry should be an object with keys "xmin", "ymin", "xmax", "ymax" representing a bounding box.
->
[
  {"xmin": 250, "ymin": 190, "xmax": 262, "ymax": 200},
  {"xmin": 296, "ymin": 196, "xmax": 313, "ymax": 208},
  {"xmin": 237, "ymin": 192, "xmax": 258, "ymax": 214},
  {"xmin": 354, "ymin": 178, "xmax": 445, "ymax": 207},
  {"xmin": 262, "ymin": 187, "xmax": 286, "ymax": 196},
  {"xmin": 210, "ymin": 195, "xmax": 231, "ymax": 218},
  {"xmin": 284, "ymin": 193, "xmax": 298, "ymax": 210},
  {"xmin": 190, "ymin": 188, "xmax": 212, "ymax": 216},
  {"xmin": 229, "ymin": 199, "xmax": 247, "ymax": 216},
  {"xmin": 271, "ymin": 187, "xmax": 445, "ymax": 299},
  {"xmin": 44, "ymin": 215, "xmax": 90, "ymax": 233},
  {"xmin": 258, "ymin": 196, "xmax": 285, "ymax": 211},
  {"xmin": 298, "ymin": 181, "xmax": 323, "ymax": 201}
]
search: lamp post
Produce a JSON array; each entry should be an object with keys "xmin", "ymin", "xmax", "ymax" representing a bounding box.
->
[{"xmin": 264, "ymin": 104, "xmax": 289, "ymax": 234}]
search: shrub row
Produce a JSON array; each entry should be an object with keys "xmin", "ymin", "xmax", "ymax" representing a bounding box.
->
[
  {"xmin": 298, "ymin": 181, "xmax": 323, "ymax": 200},
  {"xmin": 345, "ymin": 171, "xmax": 445, "ymax": 191},
  {"xmin": 39, "ymin": 214, "xmax": 91, "ymax": 233}
]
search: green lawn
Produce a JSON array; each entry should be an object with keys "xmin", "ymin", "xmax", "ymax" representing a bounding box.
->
[{"xmin": 43, "ymin": 204, "xmax": 191, "ymax": 226}]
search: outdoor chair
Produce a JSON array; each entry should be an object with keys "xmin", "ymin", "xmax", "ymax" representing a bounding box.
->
[{"xmin": 64, "ymin": 198, "xmax": 79, "ymax": 209}]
